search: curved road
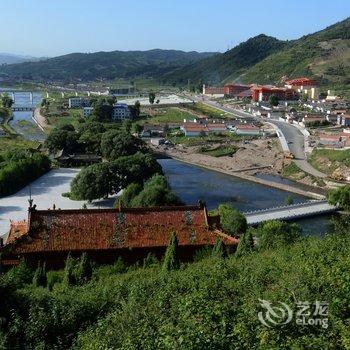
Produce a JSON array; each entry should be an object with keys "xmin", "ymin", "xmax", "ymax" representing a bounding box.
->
[{"xmin": 191, "ymin": 96, "xmax": 327, "ymax": 178}]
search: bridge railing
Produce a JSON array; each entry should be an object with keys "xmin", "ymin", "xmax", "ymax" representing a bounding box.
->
[{"xmin": 243, "ymin": 199, "xmax": 329, "ymax": 215}]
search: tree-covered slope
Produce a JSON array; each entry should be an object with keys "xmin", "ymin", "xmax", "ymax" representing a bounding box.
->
[
  {"xmin": 2, "ymin": 217, "xmax": 350, "ymax": 349},
  {"xmin": 241, "ymin": 17, "xmax": 350, "ymax": 86},
  {"xmin": 163, "ymin": 34, "xmax": 286, "ymax": 85},
  {"xmin": 0, "ymin": 49, "xmax": 217, "ymax": 81}
]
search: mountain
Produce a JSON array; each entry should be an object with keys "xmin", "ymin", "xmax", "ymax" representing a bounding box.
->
[
  {"xmin": 0, "ymin": 49, "xmax": 217, "ymax": 82},
  {"xmin": 0, "ymin": 53, "xmax": 40, "ymax": 65},
  {"xmin": 240, "ymin": 17, "xmax": 350, "ymax": 86},
  {"xmin": 163, "ymin": 34, "xmax": 286, "ymax": 85},
  {"xmin": 165, "ymin": 17, "xmax": 350, "ymax": 92}
]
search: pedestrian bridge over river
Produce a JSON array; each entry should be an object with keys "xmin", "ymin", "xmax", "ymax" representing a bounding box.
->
[{"xmin": 243, "ymin": 200, "xmax": 339, "ymax": 225}]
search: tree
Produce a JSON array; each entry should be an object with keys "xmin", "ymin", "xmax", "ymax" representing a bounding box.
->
[
  {"xmin": 161, "ymin": 232, "xmax": 179, "ymax": 276},
  {"xmin": 64, "ymin": 253, "xmax": 76, "ymax": 286},
  {"xmin": 100, "ymin": 129, "xmax": 145, "ymax": 161},
  {"xmin": 75, "ymin": 253, "xmax": 92, "ymax": 285},
  {"xmin": 91, "ymin": 102, "xmax": 113, "ymax": 122},
  {"xmin": 77, "ymin": 122, "xmax": 106, "ymax": 154},
  {"xmin": 32, "ymin": 262, "xmax": 47, "ymax": 287},
  {"xmin": 117, "ymin": 183, "xmax": 143, "ymax": 207},
  {"xmin": 149, "ymin": 91, "xmax": 156, "ymax": 105},
  {"xmin": 218, "ymin": 203, "xmax": 247, "ymax": 236},
  {"xmin": 44, "ymin": 124, "xmax": 79, "ymax": 152},
  {"xmin": 134, "ymin": 100, "xmax": 141, "ymax": 117},
  {"xmin": 70, "ymin": 162, "xmax": 111, "ymax": 201},
  {"xmin": 235, "ymin": 229, "xmax": 254, "ymax": 257},
  {"xmin": 70, "ymin": 153, "xmax": 162, "ymax": 201},
  {"xmin": 1, "ymin": 95, "xmax": 14, "ymax": 108},
  {"xmin": 269, "ymin": 94, "xmax": 279, "ymax": 106},
  {"xmin": 129, "ymin": 174, "xmax": 182, "ymax": 208},
  {"xmin": 256, "ymin": 220, "xmax": 301, "ymax": 250},
  {"xmin": 327, "ymin": 185, "xmax": 350, "ymax": 210},
  {"xmin": 212, "ymin": 238, "xmax": 226, "ymax": 258}
]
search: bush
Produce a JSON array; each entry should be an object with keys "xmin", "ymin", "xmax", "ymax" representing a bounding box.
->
[{"xmin": 218, "ymin": 203, "xmax": 247, "ymax": 236}]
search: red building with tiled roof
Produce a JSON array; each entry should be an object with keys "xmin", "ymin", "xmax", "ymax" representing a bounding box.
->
[
  {"xmin": 251, "ymin": 86, "xmax": 297, "ymax": 102},
  {"xmin": 285, "ymin": 77, "xmax": 317, "ymax": 88},
  {"xmin": 1, "ymin": 203, "xmax": 238, "ymax": 268},
  {"xmin": 224, "ymin": 84, "xmax": 251, "ymax": 97}
]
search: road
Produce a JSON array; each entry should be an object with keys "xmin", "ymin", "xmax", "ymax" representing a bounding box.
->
[{"xmin": 190, "ymin": 95, "xmax": 327, "ymax": 178}]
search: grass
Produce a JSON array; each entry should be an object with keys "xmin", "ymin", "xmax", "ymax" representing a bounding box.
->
[
  {"xmin": 188, "ymin": 103, "xmax": 229, "ymax": 118},
  {"xmin": 308, "ymin": 148, "xmax": 350, "ymax": 175},
  {"xmin": 282, "ymin": 162, "xmax": 307, "ymax": 180},
  {"xmin": 198, "ymin": 145, "xmax": 238, "ymax": 157},
  {"xmin": 135, "ymin": 107, "xmax": 196, "ymax": 125},
  {"xmin": 0, "ymin": 135, "xmax": 39, "ymax": 153}
]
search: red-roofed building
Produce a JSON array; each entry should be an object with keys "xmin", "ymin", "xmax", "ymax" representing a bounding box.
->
[
  {"xmin": 251, "ymin": 86, "xmax": 297, "ymax": 102},
  {"xmin": 224, "ymin": 84, "xmax": 251, "ymax": 97},
  {"xmin": 285, "ymin": 77, "xmax": 317, "ymax": 88},
  {"xmin": 234, "ymin": 124, "xmax": 262, "ymax": 136},
  {"xmin": 181, "ymin": 123, "xmax": 209, "ymax": 137},
  {"xmin": 1, "ymin": 203, "xmax": 238, "ymax": 268}
]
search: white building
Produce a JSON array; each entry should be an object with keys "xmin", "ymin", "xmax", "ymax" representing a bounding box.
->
[
  {"xmin": 112, "ymin": 103, "xmax": 132, "ymax": 121},
  {"xmin": 83, "ymin": 107, "xmax": 94, "ymax": 118}
]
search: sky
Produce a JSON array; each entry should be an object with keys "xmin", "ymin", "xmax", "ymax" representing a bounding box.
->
[{"xmin": 0, "ymin": 0, "xmax": 349, "ymax": 57}]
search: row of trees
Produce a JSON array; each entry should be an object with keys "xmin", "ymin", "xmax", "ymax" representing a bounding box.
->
[
  {"xmin": 0, "ymin": 149, "xmax": 51, "ymax": 196},
  {"xmin": 45, "ymin": 123, "xmax": 145, "ymax": 158}
]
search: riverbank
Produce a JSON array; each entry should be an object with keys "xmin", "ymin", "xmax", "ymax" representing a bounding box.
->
[
  {"xmin": 157, "ymin": 149, "xmax": 326, "ymax": 199},
  {"xmin": 33, "ymin": 107, "xmax": 48, "ymax": 131}
]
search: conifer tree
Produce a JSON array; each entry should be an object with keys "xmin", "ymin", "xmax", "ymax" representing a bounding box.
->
[
  {"xmin": 64, "ymin": 253, "xmax": 76, "ymax": 286},
  {"xmin": 32, "ymin": 262, "xmax": 47, "ymax": 287},
  {"xmin": 76, "ymin": 253, "xmax": 92, "ymax": 285},
  {"xmin": 161, "ymin": 232, "xmax": 179, "ymax": 276},
  {"xmin": 236, "ymin": 229, "xmax": 254, "ymax": 257},
  {"xmin": 212, "ymin": 238, "xmax": 226, "ymax": 259}
]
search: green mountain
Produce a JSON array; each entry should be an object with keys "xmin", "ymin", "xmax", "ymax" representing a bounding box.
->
[
  {"xmin": 165, "ymin": 17, "xmax": 350, "ymax": 94},
  {"xmin": 0, "ymin": 49, "xmax": 217, "ymax": 82},
  {"xmin": 241, "ymin": 17, "xmax": 350, "ymax": 87},
  {"xmin": 163, "ymin": 34, "xmax": 286, "ymax": 85}
]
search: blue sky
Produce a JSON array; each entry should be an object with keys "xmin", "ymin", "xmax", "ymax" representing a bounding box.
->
[{"xmin": 1, "ymin": 0, "xmax": 349, "ymax": 56}]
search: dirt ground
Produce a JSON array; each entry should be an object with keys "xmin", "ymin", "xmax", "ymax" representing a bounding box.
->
[{"xmin": 153, "ymin": 137, "xmax": 287, "ymax": 176}]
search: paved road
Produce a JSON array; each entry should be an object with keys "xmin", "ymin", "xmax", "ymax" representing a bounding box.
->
[
  {"xmin": 244, "ymin": 200, "xmax": 338, "ymax": 225},
  {"xmin": 190, "ymin": 95, "xmax": 327, "ymax": 178}
]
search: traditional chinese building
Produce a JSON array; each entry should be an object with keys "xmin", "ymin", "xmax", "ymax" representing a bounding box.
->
[{"xmin": 1, "ymin": 202, "xmax": 238, "ymax": 268}]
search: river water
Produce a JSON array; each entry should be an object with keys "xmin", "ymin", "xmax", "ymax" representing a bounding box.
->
[
  {"xmin": 158, "ymin": 159, "xmax": 332, "ymax": 235},
  {"xmin": 4, "ymin": 90, "xmax": 45, "ymax": 141}
]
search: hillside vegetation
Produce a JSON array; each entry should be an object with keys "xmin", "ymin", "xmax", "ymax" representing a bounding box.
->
[
  {"xmin": 164, "ymin": 34, "xmax": 285, "ymax": 85},
  {"xmin": 241, "ymin": 17, "xmax": 350, "ymax": 89},
  {"xmin": 1, "ymin": 217, "xmax": 350, "ymax": 349},
  {"xmin": 0, "ymin": 49, "xmax": 216, "ymax": 82}
]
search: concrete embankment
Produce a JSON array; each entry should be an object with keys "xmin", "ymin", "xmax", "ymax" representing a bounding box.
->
[
  {"xmin": 165, "ymin": 154, "xmax": 325, "ymax": 199},
  {"xmin": 32, "ymin": 108, "xmax": 47, "ymax": 131}
]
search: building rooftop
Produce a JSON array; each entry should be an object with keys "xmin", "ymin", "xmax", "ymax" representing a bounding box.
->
[{"xmin": 3, "ymin": 204, "xmax": 238, "ymax": 257}]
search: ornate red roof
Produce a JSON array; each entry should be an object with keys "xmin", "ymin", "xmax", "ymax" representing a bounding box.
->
[{"xmin": 4, "ymin": 205, "xmax": 238, "ymax": 255}]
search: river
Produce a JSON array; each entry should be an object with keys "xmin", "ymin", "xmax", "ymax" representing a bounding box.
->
[
  {"xmin": 158, "ymin": 159, "xmax": 332, "ymax": 235},
  {"xmin": 4, "ymin": 90, "xmax": 46, "ymax": 141}
]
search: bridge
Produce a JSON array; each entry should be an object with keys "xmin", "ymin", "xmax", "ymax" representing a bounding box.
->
[
  {"xmin": 12, "ymin": 106, "xmax": 35, "ymax": 112},
  {"xmin": 243, "ymin": 200, "xmax": 339, "ymax": 225}
]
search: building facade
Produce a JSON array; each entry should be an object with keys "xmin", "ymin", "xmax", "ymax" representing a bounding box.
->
[
  {"xmin": 68, "ymin": 97, "xmax": 91, "ymax": 108},
  {"xmin": 112, "ymin": 103, "xmax": 132, "ymax": 121},
  {"xmin": 224, "ymin": 84, "xmax": 251, "ymax": 97}
]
